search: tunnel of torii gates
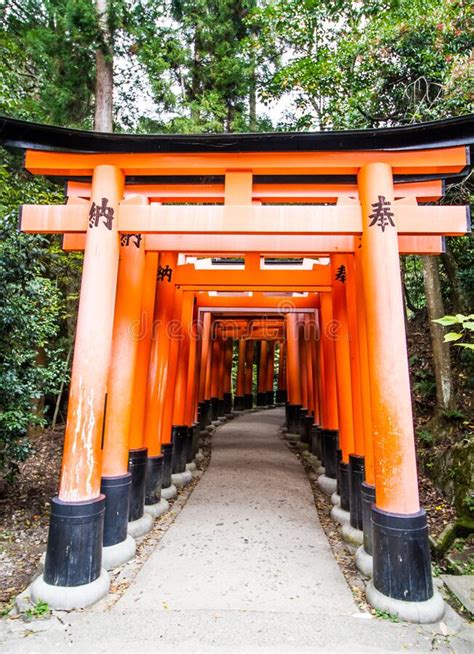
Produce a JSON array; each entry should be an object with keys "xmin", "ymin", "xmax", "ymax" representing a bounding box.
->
[{"xmin": 1, "ymin": 114, "xmax": 473, "ymax": 621}]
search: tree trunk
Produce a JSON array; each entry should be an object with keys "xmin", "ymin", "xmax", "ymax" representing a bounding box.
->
[
  {"xmin": 95, "ymin": 0, "xmax": 113, "ymax": 132},
  {"xmin": 422, "ymin": 255, "xmax": 455, "ymax": 412},
  {"xmin": 249, "ymin": 70, "xmax": 257, "ymax": 131},
  {"xmin": 441, "ymin": 239, "xmax": 468, "ymax": 314}
]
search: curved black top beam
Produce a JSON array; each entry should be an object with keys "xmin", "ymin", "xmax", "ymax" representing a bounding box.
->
[{"xmin": 0, "ymin": 114, "xmax": 473, "ymax": 154}]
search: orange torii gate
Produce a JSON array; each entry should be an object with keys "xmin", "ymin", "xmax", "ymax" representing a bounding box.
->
[{"xmin": 1, "ymin": 115, "xmax": 472, "ymax": 623}]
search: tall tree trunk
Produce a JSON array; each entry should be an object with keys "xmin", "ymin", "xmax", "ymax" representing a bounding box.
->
[
  {"xmin": 441, "ymin": 239, "xmax": 468, "ymax": 314},
  {"xmin": 249, "ymin": 69, "xmax": 257, "ymax": 131},
  {"xmin": 422, "ymin": 256, "xmax": 455, "ymax": 412},
  {"xmin": 95, "ymin": 0, "xmax": 113, "ymax": 132}
]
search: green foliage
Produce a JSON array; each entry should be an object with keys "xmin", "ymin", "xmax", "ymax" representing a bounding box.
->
[
  {"xmin": 418, "ymin": 429, "xmax": 433, "ymax": 444},
  {"xmin": 134, "ymin": 0, "xmax": 261, "ymax": 132},
  {"xmin": 25, "ymin": 600, "xmax": 50, "ymax": 619},
  {"xmin": 251, "ymin": 0, "xmax": 473, "ymax": 129},
  {"xmin": 433, "ymin": 314, "xmax": 474, "ymax": 350},
  {"xmin": 374, "ymin": 608, "xmax": 400, "ymax": 623},
  {"xmin": 0, "ymin": 150, "xmax": 79, "ymax": 479}
]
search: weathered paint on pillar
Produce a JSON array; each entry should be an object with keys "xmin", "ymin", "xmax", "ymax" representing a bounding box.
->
[
  {"xmin": 130, "ymin": 252, "xmax": 159, "ymax": 454},
  {"xmin": 102, "ymin": 228, "xmax": 146, "ymax": 476},
  {"xmin": 358, "ymin": 163, "xmax": 420, "ymax": 514},
  {"xmin": 59, "ymin": 165, "xmax": 124, "ymax": 502},
  {"xmin": 331, "ymin": 255, "xmax": 355, "ymax": 462}
]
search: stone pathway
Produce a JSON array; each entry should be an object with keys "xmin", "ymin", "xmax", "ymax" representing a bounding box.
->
[{"xmin": 1, "ymin": 409, "xmax": 472, "ymax": 652}]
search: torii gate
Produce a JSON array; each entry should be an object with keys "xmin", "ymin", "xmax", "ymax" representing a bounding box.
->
[{"xmin": 1, "ymin": 114, "xmax": 472, "ymax": 622}]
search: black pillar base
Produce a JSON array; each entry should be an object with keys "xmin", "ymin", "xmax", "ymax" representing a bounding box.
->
[
  {"xmin": 198, "ymin": 401, "xmax": 206, "ymax": 428},
  {"xmin": 171, "ymin": 425, "xmax": 188, "ymax": 473},
  {"xmin": 265, "ymin": 390, "xmax": 274, "ymax": 406},
  {"xmin": 101, "ymin": 473, "xmax": 131, "ymax": 547},
  {"xmin": 361, "ymin": 482, "xmax": 376, "ymax": 555},
  {"xmin": 336, "ymin": 449, "xmax": 342, "ymax": 494},
  {"xmin": 311, "ymin": 425, "xmax": 322, "ymax": 459},
  {"xmin": 44, "ymin": 495, "xmax": 105, "ymax": 587},
  {"xmin": 298, "ymin": 408, "xmax": 308, "ymax": 437},
  {"xmin": 145, "ymin": 455, "xmax": 164, "ymax": 505},
  {"xmin": 322, "ymin": 429, "xmax": 338, "ymax": 478},
  {"xmin": 223, "ymin": 392, "xmax": 232, "ymax": 414},
  {"xmin": 349, "ymin": 454, "xmax": 365, "ymax": 531},
  {"xmin": 128, "ymin": 448, "xmax": 148, "ymax": 522},
  {"xmin": 372, "ymin": 507, "xmax": 434, "ymax": 602},
  {"xmin": 286, "ymin": 403, "xmax": 302, "ymax": 433},
  {"xmin": 275, "ymin": 389, "xmax": 287, "ymax": 404},
  {"xmin": 161, "ymin": 443, "xmax": 173, "ymax": 488},
  {"xmin": 301, "ymin": 414, "xmax": 313, "ymax": 444},
  {"xmin": 192, "ymin": 422, "xmax": 200, "ymax": 457},
  {"xmin": 211, "ymin": 397, "xmax": 219, "ymax": 421},
  {"xmin": 256, "ymin": 391, "xmax": 267, "ymax": 406},
  {"xmin": 234, "ymin": 395, "xmax": 245, "ymax": 411},
  {"xmin": 206, "ymin": 399, "xmax": 213, "ymax": 425},
  {"xmin": 185, "ymin": 427, "xmax": 194, "ymax": 464},
  {"xmin": 217, "ymin": 397, "xmax": 225, "ymax": 417},
  {"xmin": 244, "ymin": 393, "xmax": 253, "ymax": 409},
  {"xmin": 339, "ymin": 461, "xmax": 350, "ymax": 512}
]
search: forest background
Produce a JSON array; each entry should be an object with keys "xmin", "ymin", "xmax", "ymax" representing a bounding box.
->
[{"xmin": 0, "ymin": 0, "xmax": 472, "ymax": 562}]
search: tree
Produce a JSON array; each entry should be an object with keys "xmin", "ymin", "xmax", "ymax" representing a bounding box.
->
[
  {"xmin": 252, "ymin": 0, "xmax": 473, "ymax": 129},
  {"xmin": 95, "ymin": 0, "xmax": 114, "ymax": 131},
  {"xmin": 135, "ymin": 0, "xmax": 261, "ymax": 132}
]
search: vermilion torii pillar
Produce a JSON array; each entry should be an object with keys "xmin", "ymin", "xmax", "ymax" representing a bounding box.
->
[
  {"xmin": 317, "ymin": 292, "xmax": 339, "ymax": 495},
  {"xmin": 32, "ymin": 165, "xmax": 124, "ymax": 608},
  {"xmin": 101, "ymin": 224, "xmax": 147, "ymax": 569},
  {"xmin": 198, "ymin": 311, "xmax": 212, "ymax": 427},
  {"xmin": 329, "ymin": 255, "xmax": 355, "ymax": 520},
  {"xmin": 359, "ymin": 163, "xmax": 444, "ymax": 622},
  {"xmin": 285, "ymin": 313, "xmax": 302, "ymax": 435},
  {"xmin": 144, "ymin": 252, "xmax": 178, "ymax": 501},
  {"xmin": 170, "ymin": 290, "xmax": 195, "ymax": 488},
  {"xmin": 132, "ymin": 252, "xmax": 169, "ymax": 519}
]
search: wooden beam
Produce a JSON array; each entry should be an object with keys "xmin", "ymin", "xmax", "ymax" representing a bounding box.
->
[
  {"xmin": 62, "ymin": 233, "xmax": 444, "ymax": 255},
  {"xmin": 172, "ymin": 262, "xmax": 332, "ymax": 290},
  {"xmin": 66, "ymin": 179, "xmax": 444, "ymax": 203},
  {"xmin": 21, "ymin": 203, "xmax": 469, "ymax": 237},
  {"xmin": 25, "ymin": 146, "xmax": 468, "ymax": 176}
]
